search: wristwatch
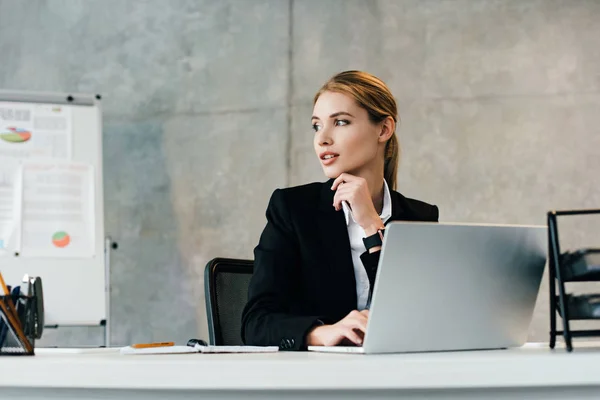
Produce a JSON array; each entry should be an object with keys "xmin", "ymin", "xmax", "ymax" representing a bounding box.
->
[{"xmin": 362, "ymin": 227, "xmax": 385, "ymax": 251}]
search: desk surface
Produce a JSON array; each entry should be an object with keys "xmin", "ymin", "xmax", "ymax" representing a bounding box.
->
[{"xmin": 1, "ymin": 342, "xmax": 600, "ymax": 393}]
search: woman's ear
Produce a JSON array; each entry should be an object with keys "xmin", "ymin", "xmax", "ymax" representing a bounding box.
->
[{"xmin": 378, "ymin": 116, "xmax": 395, "ymax": 143}]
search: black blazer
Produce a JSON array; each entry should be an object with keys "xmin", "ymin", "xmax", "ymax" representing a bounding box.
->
[{"xmin": 241, "ymin": 179, "xmax": 439, "ymax": 350}]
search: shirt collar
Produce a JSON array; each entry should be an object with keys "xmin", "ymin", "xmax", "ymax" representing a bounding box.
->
[{"xmin": 342, "ymin": 179, "xmax": 392, "ymax": 226}]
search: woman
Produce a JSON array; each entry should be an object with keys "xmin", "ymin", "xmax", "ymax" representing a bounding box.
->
[{"xmin": 241, "ymin": 70, "xmax": 439, "ymax": 351}]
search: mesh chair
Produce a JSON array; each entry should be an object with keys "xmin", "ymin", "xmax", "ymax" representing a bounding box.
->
[{"xmin": 204, "ymin": 258, "xmax": 254, "ymax": 345}]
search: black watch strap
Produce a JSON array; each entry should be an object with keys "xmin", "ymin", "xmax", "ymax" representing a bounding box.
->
[{"xmin": 362, "ymin": 229, "xmax": 384, "ymax": 250}]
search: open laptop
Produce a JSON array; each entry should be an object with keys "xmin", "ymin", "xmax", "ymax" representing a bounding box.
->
[{"xmin": 308, "ymin": 222, "xmax": 547, "ymax": 354}]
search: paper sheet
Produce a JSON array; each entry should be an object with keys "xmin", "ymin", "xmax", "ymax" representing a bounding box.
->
[
  {"xmin": 0, "ymin": 158, "xmax": 21, "ymax": 254},
  {"xmin": 19, "ymin": 161, "xmax": 95, "ymax": 258},
  {"xmin": 195, "ymin": 345, "xmax": 279, "ymax": 353},
  {"xmin": 0, "ymin": 101, "xmax": 73, "ymax": 252},
  {"xmin": 120, "ymin": 344, "xmax": 279, "ymax": 355},
  {"xmin": 0, "ymin": 101, "xmax": 71, "ymax": 160}
]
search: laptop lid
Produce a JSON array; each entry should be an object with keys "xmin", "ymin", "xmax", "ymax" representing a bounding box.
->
[{"xmin": 362, "ymin": 222, "xmax": 547, "ymax": 354}]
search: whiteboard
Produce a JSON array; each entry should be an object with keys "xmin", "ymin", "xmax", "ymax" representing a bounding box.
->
[{"xmin": 0, "ymin": 90, "xmax": 106, "ymax": 326}]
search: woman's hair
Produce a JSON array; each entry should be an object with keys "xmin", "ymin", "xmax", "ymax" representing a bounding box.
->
[{"xmin": 313, "ymin": 70, "xmax": 400, "ymax": 191}]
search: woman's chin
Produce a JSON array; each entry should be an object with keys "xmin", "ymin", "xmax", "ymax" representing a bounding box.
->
[{"xmin": 322, "ymin": 166, "xmax": 341, "ymax": 179}]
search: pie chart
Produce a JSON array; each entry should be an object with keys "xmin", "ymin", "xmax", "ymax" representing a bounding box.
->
[
  {"xmin": 0, "ymin": 127, "xmax": 32, "ymax": 143},
  {"xmin": 52, "ymin": 231, "xmax": 71, "ymax": 248}
]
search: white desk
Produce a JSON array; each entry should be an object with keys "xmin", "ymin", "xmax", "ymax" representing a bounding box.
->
[{"xmin": 1, "ymin": 343, "xmax": 600, "ymax": 400}]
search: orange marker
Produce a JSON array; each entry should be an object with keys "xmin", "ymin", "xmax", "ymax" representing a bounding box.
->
[{"xmin": 131, "ymin": 341, "xmax": 175, "ymax": 349}]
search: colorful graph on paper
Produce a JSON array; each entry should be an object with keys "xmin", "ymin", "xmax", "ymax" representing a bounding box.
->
[{"xmin": 0, "ymin": 127, "xmax": 32, "ymax": 143}]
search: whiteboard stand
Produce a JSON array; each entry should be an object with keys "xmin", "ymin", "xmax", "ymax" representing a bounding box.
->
[
  {"xmin": 103, "ymin": 236, "xmax": 113, "ymax": 348},
  {"xmin": 0, "ymin": 89, "xmax": 108, "ymax": 347}
]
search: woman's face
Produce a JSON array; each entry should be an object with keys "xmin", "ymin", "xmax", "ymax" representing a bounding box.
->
[{"xmin": 312, "ymin": 91, "xmax": 382, "ymax": 179}]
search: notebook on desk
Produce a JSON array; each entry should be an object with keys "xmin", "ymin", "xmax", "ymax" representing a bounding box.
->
[
  {"xmin": 120, "ymin": 340, "xmax": 279, "ymax": 355},
  {"xmin": 308, "ymin": 222, "xmax": 547, "ymax": 354}
]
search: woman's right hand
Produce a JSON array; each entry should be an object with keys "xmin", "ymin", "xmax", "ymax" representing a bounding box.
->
[{"xmin": 306, "ymin": 310, "xmax": 369, "ymax": 347}]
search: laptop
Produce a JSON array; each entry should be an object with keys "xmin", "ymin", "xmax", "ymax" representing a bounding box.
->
[{"xmin": 308, "ymin": 222, "xmax": 547, "ymax": 354}]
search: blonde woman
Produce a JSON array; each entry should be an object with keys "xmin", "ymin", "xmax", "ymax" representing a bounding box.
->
[{"xmin": 242, "ymin": 71, "xmax": 439, "ymax": 350}]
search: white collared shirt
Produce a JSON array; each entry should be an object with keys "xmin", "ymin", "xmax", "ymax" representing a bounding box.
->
[{"xmin": 342, "ymin": 180, "xmax": 392, "ymax": 310}]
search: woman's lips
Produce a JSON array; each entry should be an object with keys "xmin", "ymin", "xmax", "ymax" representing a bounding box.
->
[{"xmin": 321, "ymin": 154, "xmax": 339, "ymax": 166}]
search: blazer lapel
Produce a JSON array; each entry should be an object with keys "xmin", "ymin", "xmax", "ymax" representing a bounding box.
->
[
  {"xmin": 317, "ymin": 179, "xmax": 357, "ymax": 309},
  {"xmin": 387, "ymin": 190, "xmax": 407, "ymax": 223}
]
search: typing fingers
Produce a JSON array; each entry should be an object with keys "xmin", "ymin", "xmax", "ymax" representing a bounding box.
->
[
  {"xmin": 346, "ymin": 317, "xmax": 368, "ymax": 334},
  {"xmin": 340, "ymin": 327, "xmax": 363, "ymax": 346}
]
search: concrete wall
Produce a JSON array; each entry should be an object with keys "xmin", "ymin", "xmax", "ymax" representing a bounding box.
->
[{"xmin": 0, "ymin": 0, "xmax": 598, "ymax": 346}]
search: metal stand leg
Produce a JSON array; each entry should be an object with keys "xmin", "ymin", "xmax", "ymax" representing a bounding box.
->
[
  {"xmin": 549, "ymin": 247, "xmax": 556, "ymax": 349},
  {"xmin": 556, "ymin": 278, "xmax": 573, "ymax": 352},
  {"xmin": 104, "ymin": 236, "xmax": 112, "ymax": 348},
  {"xmin": 548, "ymin": 213, "xmax": 572, "ymax": 352}
]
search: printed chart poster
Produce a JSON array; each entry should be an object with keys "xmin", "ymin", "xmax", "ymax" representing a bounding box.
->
[
  {"xmin": 0, "ymin": 158, "xmax": 21, "ymax": 254},
  {"xmin": 0, "ymin": 101, "xmax": 71, "ymax": 160},
  {"xmin": 19, "ymin": 162, "xmax": 95, "ymax": 258}
]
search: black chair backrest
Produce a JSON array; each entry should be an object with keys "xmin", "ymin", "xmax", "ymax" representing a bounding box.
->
[{"xmin": 204, "ymin": 258, "xmax": 253, "ymax": 345}]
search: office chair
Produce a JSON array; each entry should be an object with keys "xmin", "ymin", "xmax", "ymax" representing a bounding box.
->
[{"xmin": 204, "ymin": 258, "xmax": 253, "ymax": 345}]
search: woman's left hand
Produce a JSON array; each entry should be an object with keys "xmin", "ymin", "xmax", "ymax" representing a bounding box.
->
[{"xmin": 331, "ymin": 173, "xmax": 384, "ymax": 235}]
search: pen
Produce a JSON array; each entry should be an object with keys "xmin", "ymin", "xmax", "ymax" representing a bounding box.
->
[{"xmin": 131, "ymin": 341, "xmax": 175, "ymax": 349}]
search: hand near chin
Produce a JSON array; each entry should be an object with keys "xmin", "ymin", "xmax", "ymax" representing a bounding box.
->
[{"xmin": 331, "ymin": 173, "xmax": 383, "ymax": 232}]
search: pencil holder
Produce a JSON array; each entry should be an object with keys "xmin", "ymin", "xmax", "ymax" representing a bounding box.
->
[{"xmin": 0, "ymin": 294, "xmax": 38, "ymax": 355}]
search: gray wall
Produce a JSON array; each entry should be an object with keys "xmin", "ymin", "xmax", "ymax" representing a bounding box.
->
[{"xmin": 0, "ymin": 0, "xmax": 598, "ymax": 346}]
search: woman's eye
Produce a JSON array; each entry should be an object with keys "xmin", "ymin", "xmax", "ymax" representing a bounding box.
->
[
  {"xmin": 335, "ymin": 119, "xmax": 350, "ymax": 126},
  {"xmin": 312, "ymin": 123, "xmax": 321, "ymax": 132}
]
